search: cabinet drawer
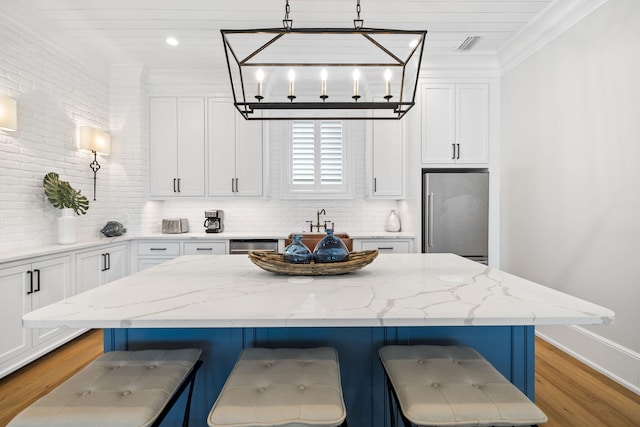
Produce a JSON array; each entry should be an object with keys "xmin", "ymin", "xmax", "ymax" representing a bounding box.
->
[
  {"xmin": 183, "ymin": 242, "xmax": 227, "ymax": 255},
  {"xmin": 360, "ymin": 240, "xmax": 411, "ymax": 254},
  {"xmin": 137, "ymin": 242, "xmax": 180, "ymax": 256}
]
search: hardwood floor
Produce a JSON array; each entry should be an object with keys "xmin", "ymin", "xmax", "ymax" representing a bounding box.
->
[
  {"xmin": 0, "ymin": 331, "xmax": 639, "ymax": 426},
  {"xmin": 535, "ymin": 337, "xmax": 640, "ymax": 426},
  {"xmin": 0, "ymin": 329, "xmax": 103, "ymax": 427}
]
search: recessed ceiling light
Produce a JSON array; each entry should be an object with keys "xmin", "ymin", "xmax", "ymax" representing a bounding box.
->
[{"xmin": 166, "ymin": 37, "xmax": 179, "ymax": 46}]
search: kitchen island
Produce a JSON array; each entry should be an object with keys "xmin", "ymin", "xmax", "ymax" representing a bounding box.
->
[{"xmin": 23, "ymin": 254, "xmax": 614, "ymax": 426}]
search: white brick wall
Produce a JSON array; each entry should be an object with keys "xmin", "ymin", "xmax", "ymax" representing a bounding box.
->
[{"xmin": 0, "ymin": 14, "xmax": 111, "ymax": 252}]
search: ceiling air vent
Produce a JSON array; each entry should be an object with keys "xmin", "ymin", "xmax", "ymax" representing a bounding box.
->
[{"xmin": 457, "ymin": 36, "xmax": 480, "ymax": 51}]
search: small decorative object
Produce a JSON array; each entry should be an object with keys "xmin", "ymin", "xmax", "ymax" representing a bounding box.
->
[
  {"xmin": 101, "ymin": 221, "xmax": 127, "ymax": 237},
  {"xmin": 384, "ymin": 209, "xmax": 401, "ymax": 232},
  {"xmin": 313, "ymin": 229, "xmax": 349, "ymax": 263},
  {"xmin": 283, "ymin": 235, "xmax": 313, "ymax": 264},
  {"xmin": 248, "ymin": 250, "xmax": 378, "ymax": 276},
  {"xmin": 43, "ymin": 172, "xmax": 89, "ymax": 245}
]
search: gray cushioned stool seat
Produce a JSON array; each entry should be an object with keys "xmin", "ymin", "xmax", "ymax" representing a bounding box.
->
[
  {"xmin": 379, "ymin": 345, "xmax": 547, "ymax": 427},
  {"xmin": 8, "ymin": 348, "xmax": 201, "ymax": 427},
  {"xmin": 208, "ymin": 347, "xmax": 347, "ymax": 427}
]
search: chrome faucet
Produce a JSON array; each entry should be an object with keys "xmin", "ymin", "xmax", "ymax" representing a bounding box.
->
[{"xmin": 306, "ymin": 209, "xmax": 333, "ymax": 232}]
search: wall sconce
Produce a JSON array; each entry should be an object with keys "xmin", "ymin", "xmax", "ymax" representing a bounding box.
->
[
  {"xmin": 78, "ymin": 126, "xmax": 111, "ymax": 201},
  {"xmin": 0, "ymin": 95, "xmax": 18, "ymax": 132}
]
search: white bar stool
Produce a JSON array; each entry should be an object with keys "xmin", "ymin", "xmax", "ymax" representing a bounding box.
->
[
  {"xmin": 379, "ymin": 345, "xmax": 547, "ymax": 427},
  {"xmin": 7, "ymin": 348, "xmax": 202, "ymax": 427},
  {"xmin": 208, "ymin": 347, "xmax": 347, "ymax": 427}
]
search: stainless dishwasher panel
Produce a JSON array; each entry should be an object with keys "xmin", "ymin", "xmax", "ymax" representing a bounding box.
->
[{"xmin": 229, "ymin": 239, "xmax": 279, "ymax": 254}]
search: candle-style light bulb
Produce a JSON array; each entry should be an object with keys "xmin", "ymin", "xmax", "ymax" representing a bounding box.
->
[
  {"xmin": 320, "ymin": 69, "xmax": 328, "ymax": 100},
  {"xmin": 288, "ymin": 69, "xmax": 296, "ymax": 101},
  {"xmin": 384, "ymin": 69, "xmax": 392, "ymax": 99},
  {"xmin": 256, "ymin": 69, "xmax": 264, "ymax": 99},
  {"xmin": 288, "ymin": 69, "xmax": 295, "ymax": 96},
  {"xmin": 352, "ymin": 69, "xmax": 360, "ymax": 100}
]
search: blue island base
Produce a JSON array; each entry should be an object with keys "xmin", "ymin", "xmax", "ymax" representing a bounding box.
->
[{"xmin": 105, "ymin": 325, "xmax": 535, "ymax": 427}]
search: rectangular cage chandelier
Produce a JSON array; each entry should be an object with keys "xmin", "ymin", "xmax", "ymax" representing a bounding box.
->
[{"xmin": 221, "ymin": 0, "xmax": 427, "ymax": 120}]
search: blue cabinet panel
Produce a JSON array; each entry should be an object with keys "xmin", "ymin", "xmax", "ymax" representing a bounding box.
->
[{"xmin": 104, "ymin": 325, "xmax": 535, "ymax": 426}]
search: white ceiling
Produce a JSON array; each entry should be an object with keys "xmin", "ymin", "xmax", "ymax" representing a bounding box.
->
[{"xmin": 16, "ymin": 0, "xmax": 556, "ymax": 70}]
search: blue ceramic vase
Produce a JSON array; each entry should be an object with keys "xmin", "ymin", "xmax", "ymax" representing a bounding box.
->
[
  {"xmin": 283, "ymin": 235, "xmax": 313, "ymax": 264},
  {"xmin": 313, "ymin": 229, "xmax": 349, "ymax": 263}
]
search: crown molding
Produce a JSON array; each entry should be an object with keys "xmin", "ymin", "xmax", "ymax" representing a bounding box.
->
[{"xmin": 499, "ymin": 0, "xmax": 610, "ymax": 75}]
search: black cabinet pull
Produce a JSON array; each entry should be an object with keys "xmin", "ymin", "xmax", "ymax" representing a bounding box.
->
[
  {"xmin": 456, "ymin": 143, "xmax": 460, "ymax": 159},
  {"xmin": 106, "ymin": 253, "xmax": 111, "ymax": 270},
  {"xmin": 34, "ymin": 269, "xmax": 40, "ymax": 292},
  {"xmin": 150, "ymin": 248, "xmax": 167, "ymax": 251},
  {"xmin": 377, "ymin": 247, "xmax": 394, "ymax": 250},
  {"xmin": 196, "ymin": 247, "xmax": 213, "ymax": 251},
  {"xmin": 101, "ymin": 253, "xmax": 107, "ymax": 271},
  {"xmin": 235, "ymin": 178, "xmax": 239, "ymax": 193},
  {"xmin": 173, "ymin": 178, "xmax": 177, "ymax": 193},
  {"xmin": 27, "ymin": 270, "xmax": 33, "ymax": 295},
  {"xmin": 452, "ymin": 143, "xmax": 456, "ymax": 159},
  {"xmin": 374, "ymin": 178, "xmax": 377, "ymax": 193},
  {"xmin": 177, "ymin": 178, "xmax": 181, "ymax": 193}
]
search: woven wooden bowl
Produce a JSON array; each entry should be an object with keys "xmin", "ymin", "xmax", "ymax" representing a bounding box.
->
[{"xmin": 248, "ymin": 250, "xmax": 378, "ymax": 276}]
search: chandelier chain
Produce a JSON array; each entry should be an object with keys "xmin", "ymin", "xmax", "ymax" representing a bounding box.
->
[
  {"xmin": 284, "ymin": 0, "xmax": 290, "ymax": 20},
  {"xmin": 356, "ymin": 0, "xmax": 361, "ymax": 19}
]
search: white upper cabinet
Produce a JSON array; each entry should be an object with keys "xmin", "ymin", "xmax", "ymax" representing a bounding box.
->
[
  {"xmin": 149, "ymin": 97, "xmax": 206, "ymax": 197},
  {"xmin": 208, "ymin": 99, "xmax": 263, "ymax": 197},
  {"xmin": 369, "ymin": 115, "xmax": 404, "ymax": 198},
  {"xmin": 421, "ymin": 83, "xmax": 489, "ymax": 164}
]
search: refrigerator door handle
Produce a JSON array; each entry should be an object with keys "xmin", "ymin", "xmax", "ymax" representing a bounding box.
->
[{"xmin": 428, "ymin": 192, "xmax": 434, "ymax": 247}]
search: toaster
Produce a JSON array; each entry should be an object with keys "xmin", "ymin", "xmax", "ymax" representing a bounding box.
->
[{"xmin": 162, "ymin": 218, "xmax": 189, "ymax": 234}]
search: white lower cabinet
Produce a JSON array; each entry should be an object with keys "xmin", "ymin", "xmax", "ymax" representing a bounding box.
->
[
  {"xmin": 76, "ymin": 243, "xmax": 129, "ymax": 293},
  {"xmin": 0, "ymin": 255, "xmax": 75, "ymax": 377},
  {"xmin": 183, "ymin": 241, "xmax": 227, "ymax": 255},
  {"xmin": 354, "ymin": 239, "xmax": 413, "ymax": 254},
  {"xmin": 135, "ymin": 240, "xmax": 228, "ymax": 272},
  {"xmin": 135, "ymin": 241, "xmax": 181, "ymax": 272}
]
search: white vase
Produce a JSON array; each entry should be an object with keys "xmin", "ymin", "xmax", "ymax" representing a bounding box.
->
[
  {"xmin": 58, "ymin": 208, "xmax": 77, "ymax": 244},
  {"xmin": 384, "ymin": 209, "xmax": 401, "ymax": 232}
]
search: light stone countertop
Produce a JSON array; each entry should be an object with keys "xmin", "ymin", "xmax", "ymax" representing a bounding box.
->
[{"xmin": 23, "ymin": 253, "xmax": 614, "ymax": 329}]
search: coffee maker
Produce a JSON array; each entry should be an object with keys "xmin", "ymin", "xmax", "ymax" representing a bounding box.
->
[{"xmin": 204, "ymin": 210, "xmax": 224, "ymax": 233}]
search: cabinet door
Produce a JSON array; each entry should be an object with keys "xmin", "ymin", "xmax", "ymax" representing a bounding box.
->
[
  {"xmin": 30, "ymin": 256, "xmax": 73, "ymax": 346},
  {"xmin": 421, "ymin": 84, "xmax": 456, "ymax": 164},
  {"xmin": 76, "ymin": 249, "xmax": 102, "ymax": 294},
  {"xmin": 456, "ymin": 84, "xmax": 489, "ymax": 164},
  {"xmin": 177, "ymin": 98, "xmax": 206, "ymax": 196},
  {"xmin": 372, "ymin": 119, "xmax": 403, "ymax": 197},
  {"xmin": 208, "ymin": 100, "xmax": 237, "ymax": 196},
  {"xmin": 103, "ymin": 244, "xmax": 128, "ymax": 284},
  {"xmin": 0, "ymin": 265, "xmax": 31, "ymax": 365},
  {"xmin": 235, "ymin": 118, "xmax": 263, "ymax": 197},
  {"xmin": 149, "ymin": 98, "xmax": 179, "ymax": 197}
]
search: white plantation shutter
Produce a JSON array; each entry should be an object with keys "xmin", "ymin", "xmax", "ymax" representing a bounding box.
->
[
  {"xmin": 289, "ymin": 120, "xmax": 345, "ymax": 193},
  {"xmin": 292, "ymin": 121, "xmax": 315, "ymax": 185},
  {"xmin": 320, "ymin": 121, "xmax": 342, "ymax": 185}
]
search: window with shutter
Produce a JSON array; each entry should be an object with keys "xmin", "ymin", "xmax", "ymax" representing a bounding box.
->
[{"xmin": 285, "ymin": 120, "xmax": 351, "ymax": 198}]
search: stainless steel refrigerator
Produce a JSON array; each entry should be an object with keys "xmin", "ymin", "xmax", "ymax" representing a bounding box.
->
[{"xmin": 422, "ymin": 170, "xmax": 489, "ymax": 263}]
